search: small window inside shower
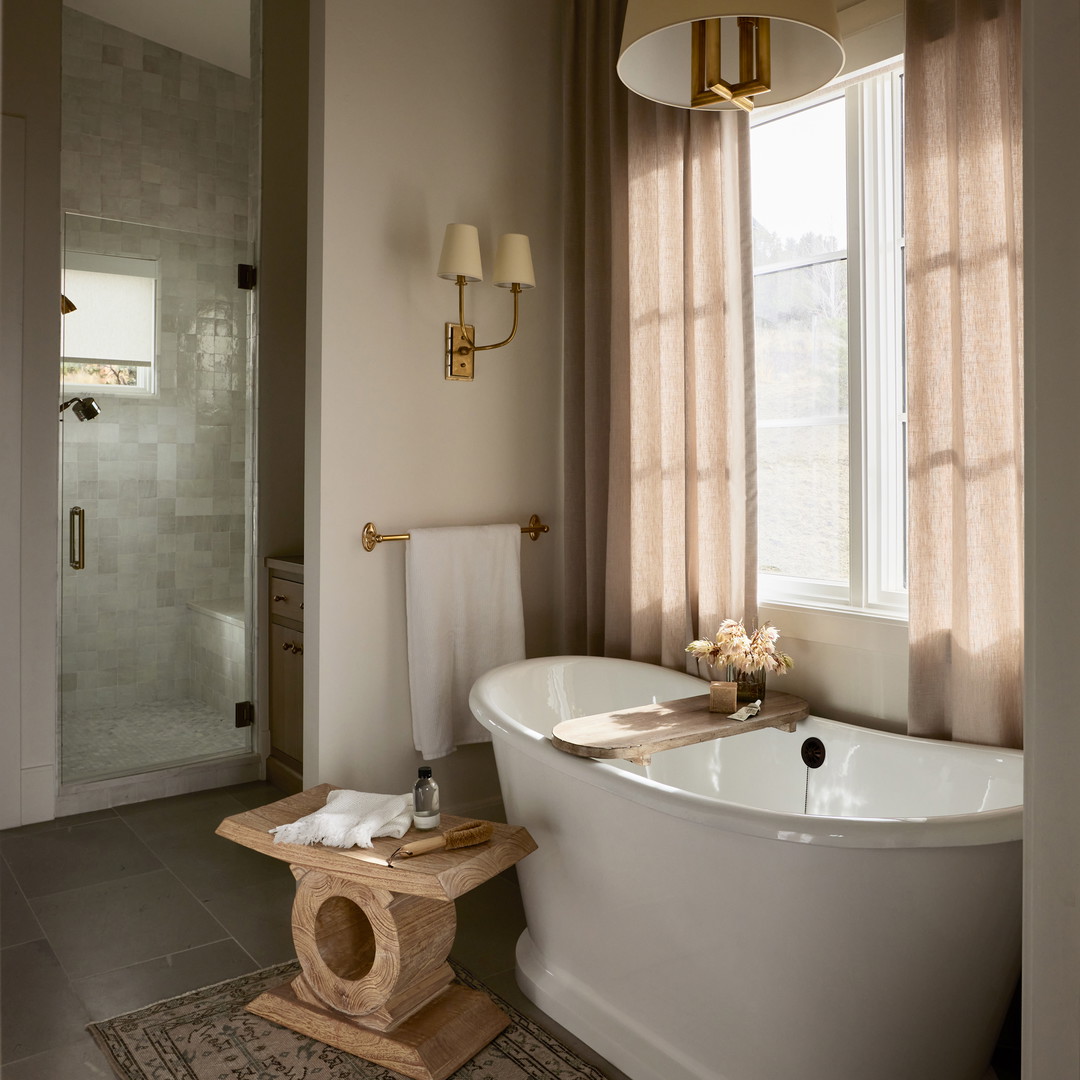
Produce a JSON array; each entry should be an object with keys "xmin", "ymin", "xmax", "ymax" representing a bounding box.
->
[{"xmin": 61, "ymin": 251, "xmax": 158, "ymax": 394}]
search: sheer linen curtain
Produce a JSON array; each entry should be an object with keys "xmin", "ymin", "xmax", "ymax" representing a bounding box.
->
[
  {"xmin": 563, "ymin": 0, "xmax": 757, "ymax": 669},
  {"xmin": 905, "ymin": 0, "xmax": 1023, "ymax": 748}
]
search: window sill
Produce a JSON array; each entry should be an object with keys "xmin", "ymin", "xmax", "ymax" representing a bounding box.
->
[
  {"xmin": 760, "ymin": 597, "xmax": 907, "ymax": 625},
  {"xmin": 758, "ymin": 599, "xmax": 908, "ymax": 653}
]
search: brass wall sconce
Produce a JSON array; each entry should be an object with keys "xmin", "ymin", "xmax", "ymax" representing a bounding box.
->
[
  {"xmin": 618, "ymin": 0, "xmax": 843, "ymax": 113},
  {"xmin": 437, "ymin": 224, "xmax": 535, "ymax": 381}
]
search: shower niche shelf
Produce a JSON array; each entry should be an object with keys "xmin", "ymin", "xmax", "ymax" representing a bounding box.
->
[{"xmin": 551, "ymin": 690, "xmax": 809, "ymax": 766}]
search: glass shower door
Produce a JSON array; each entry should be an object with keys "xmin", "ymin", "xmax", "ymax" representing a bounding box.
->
[{"xmin": 59, "ymin": 212, "xmax": 255, "ymax": 784}]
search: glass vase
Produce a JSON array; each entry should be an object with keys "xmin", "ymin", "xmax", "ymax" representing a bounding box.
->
[{"xmin": 732, "ymin": 667, "xmax": 766, "ymax": 703}]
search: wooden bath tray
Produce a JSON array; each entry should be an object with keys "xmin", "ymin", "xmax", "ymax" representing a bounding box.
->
[{"xmin": 551, "ymin": 690, "xmax": 809, "ymax": 766}]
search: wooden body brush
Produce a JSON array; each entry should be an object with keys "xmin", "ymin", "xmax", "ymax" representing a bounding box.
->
[{"xmin": 387, "ymin": 819, "xmax": 493, "ymax": 867}]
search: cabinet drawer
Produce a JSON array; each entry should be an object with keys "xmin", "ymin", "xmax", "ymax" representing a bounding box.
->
[
  {"xmin": 269, "ymin": 623, "xmax": 304, "ymax": 764},
  {"xmin": 269, "ymin": 577, "xmax": 304, "ymax": 623}
]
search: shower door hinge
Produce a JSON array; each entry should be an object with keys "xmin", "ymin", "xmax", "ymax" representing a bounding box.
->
[
  {"xmin": 237, "ymin": 264, "xmax": 257, "ymax": 290},
  {"xmin": 235, "ymin": 700, "xmax": 255, "ymax": 728}
]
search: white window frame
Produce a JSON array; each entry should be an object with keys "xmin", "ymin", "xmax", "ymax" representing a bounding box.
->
[
  {"xmin": 751, "ymin": 62, "xmax": 906, "ymax": 618},
  {"xmin": 61, "ymin": 251, "xmax": 159, "ymax": 396}
]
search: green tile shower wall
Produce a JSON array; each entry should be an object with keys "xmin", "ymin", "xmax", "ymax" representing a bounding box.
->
[{"xmin": 59, "ymin": 8, "xmax": 254, "ymax": 720}]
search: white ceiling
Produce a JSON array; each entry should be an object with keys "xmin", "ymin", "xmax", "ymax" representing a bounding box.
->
[{"xmin": 64, "ymin": 0, "xmax": 251, "ymax": 77}]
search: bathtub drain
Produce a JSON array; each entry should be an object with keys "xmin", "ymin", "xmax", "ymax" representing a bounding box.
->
[
  {"xmin": 800, "ymin": 737, "xmax": 826, "ymax": 769},
  {"xmin": 800, "ymin": 737, "xmax": 826, "ymax": 815}
]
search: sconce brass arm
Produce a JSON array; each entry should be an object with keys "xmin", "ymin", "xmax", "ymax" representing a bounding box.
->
[
  {"xmin": 447, "ymin": 279, "xmax": 523, "ymax": 380},
  {"xmin": 473, "ymin": 283, "xmax": 521, "ymax": 352},
  {"xmin": 453, "ymin": 277, "xmax": 521, "ymax": 352},
  {"xmin": 456, "ymin": 275, "xmax": 470, "ymax": 337}
]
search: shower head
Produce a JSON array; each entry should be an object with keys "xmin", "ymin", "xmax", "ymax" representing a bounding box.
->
[{"xmin": 59, "ymin": 396, "xmax": 102, "ymax": 421}]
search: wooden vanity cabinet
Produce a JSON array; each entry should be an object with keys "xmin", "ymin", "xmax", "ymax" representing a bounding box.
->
[{"xmin": 266, "ymin": 557, "xmax": 304, "ymax": 794}]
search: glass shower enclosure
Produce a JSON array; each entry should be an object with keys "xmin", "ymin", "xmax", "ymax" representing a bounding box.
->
[{"xmin": 59, "ymin": 212, "xmax": 256, "ymax": 784}]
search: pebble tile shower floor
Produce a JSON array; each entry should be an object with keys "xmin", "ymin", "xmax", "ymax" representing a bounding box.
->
[
  {"xmin": 0, "ymin": 782, "xmax": 629, "ymax": 1080},
  {"xmin": 60, "ymin": 700, "xmax": 251, "ymax": 784}
]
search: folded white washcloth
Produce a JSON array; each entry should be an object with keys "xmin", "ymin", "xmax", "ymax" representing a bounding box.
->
[{"xmin": 269, "ymin": 789, "xmax": 413, "ymax": 849}]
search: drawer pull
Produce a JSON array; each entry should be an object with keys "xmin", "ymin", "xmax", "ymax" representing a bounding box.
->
[
  {"xmin": 273, "ymin": 593, "xmax": 288, "ymax": 602},
  {"xmin": 291, "ymin": 643, "xmax": 303, "ymax": 655}
]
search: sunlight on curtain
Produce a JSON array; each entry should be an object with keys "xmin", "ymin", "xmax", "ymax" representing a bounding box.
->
[
  {"xmin": 563, "ymin": 0, "xmax": 756, "ymax": 671},
  {"xmin": 905, "ymin": 0, "xmax": 1023, "ymax": 748}
]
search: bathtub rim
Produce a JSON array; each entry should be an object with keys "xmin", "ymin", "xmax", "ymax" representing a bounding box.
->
[{"xmin": 470, "ymin": 655, "xmax": 1023, "ymax": 850}]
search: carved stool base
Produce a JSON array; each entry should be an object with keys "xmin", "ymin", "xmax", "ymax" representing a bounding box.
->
[{"xmin": 247, "ymin": 980, "xmax": 509, "ymax": 1080}]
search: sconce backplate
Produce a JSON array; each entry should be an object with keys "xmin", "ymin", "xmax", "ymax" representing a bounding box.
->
[{"xmin": 445, "ymin": 323, "xmax": 475, "ymax": 381}]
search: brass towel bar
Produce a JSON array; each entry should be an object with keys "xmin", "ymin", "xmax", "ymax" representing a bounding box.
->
[{"xmin": 362, "ymin": 514, "xmax": 550, "ymax": 552}]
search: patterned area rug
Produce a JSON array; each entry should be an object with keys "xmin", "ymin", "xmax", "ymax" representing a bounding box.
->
[{"xmin": 88, "ymin": 961, "xmax": 607, "ymax": 1080}]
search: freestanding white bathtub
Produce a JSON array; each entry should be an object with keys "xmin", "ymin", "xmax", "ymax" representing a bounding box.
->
[{"xmin": 469, "ymin": 656, "xmax": 1022, "ymax": 1080}]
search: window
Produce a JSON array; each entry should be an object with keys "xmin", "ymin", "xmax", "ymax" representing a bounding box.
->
[
  {"xmin": 61, "ymin": 252, "xmax": 158, "ymax": 393},
  {"xmin": 751, "ymin": 65, "xmax": 906, "ymax": 615}
]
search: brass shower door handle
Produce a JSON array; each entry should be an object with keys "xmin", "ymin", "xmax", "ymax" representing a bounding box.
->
[{"xmin": 69, "ymin": 506, "xmax": 85, "ymax": 570}]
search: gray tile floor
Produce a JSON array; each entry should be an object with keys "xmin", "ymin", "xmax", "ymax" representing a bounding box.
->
[{"xmin": 0, "ymin": 782, "xmax": 628, "ymax": 1080}]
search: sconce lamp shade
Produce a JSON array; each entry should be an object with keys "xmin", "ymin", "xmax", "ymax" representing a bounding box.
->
[
  {"xmin": 437, "ymin": 223, "xmax": 484, "ymax": 282},
  {"xmin": 618, "ymin": 0, "xmax": 844, "ymax": 110},
  {"xmin": 492, "ymin": 234, "xmax": 536, "ymax": 289}
]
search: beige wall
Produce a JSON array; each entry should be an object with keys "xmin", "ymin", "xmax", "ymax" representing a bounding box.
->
[
  {"xmin": 305, "ymin": 1, "xmax": 563, "ymax": 812},
  {"xmin": 1023, "ymin": 0, "xmax": 1080, "ymax": 1069},
  {"xmin": 1, "ymin": 0, "xmax": 62, "ymax": 825},
  {"xmin": 758, "ymin": 604, "xmax": 908, "ymax": 731},
  {"xmin": 258, "ymin": 0, "xmax": 307, "ymax": 566},
  {"xmin": 257, "ymin": 0, "xmax": 308, "ymax": 763}
]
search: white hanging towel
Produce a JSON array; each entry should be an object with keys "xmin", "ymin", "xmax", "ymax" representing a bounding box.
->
[{"xmin": 406, "ymin": 524, "xmax": 526, "ymax": 759}]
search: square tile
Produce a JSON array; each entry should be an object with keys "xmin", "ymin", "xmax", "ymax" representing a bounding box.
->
[
  {"xmin": 1, "ymin": 939, "xmax": 91, "ymax": 1064},
  {"xmin": 0, "ymin": 809, "xmax": 117, "ymax": 839},
  {"xmin": 154, "ymin": 831, "xmax": 290, "ymax": 905},
  {"xmin": 199, "ymin": 870, "xmax": 297, "ymax": 967},
  {"xmin": 1, "ymin": 818, "xmax": 160, "ymax": 898},
  {"xmin": 72, "ymin": 938, "xmax": 256, "ymax": 1021},
  {"xmin": 30, "ymin": 869, "xmax": 228, "ymax": 980},
  {"xmin": 118, "ymin": 790, "xmax": 286, "ymax": 903},
  {"xmin": 0, "ymin": 1034, "xmax": 112, "ymax": 1080},
  {"xmin": 1, "ymin": 858, "xmax": 43, "ymax": 948}
]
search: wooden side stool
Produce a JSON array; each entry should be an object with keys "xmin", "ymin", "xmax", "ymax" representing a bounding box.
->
[{"xmin": 216, "ymin": 784, "xmax": 536, "ymax": 1080}]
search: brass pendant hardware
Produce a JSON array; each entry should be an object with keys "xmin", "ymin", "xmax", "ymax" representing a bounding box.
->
[{"xmin": 691, "ymin": 16, "xmax": 771, "ymax": 112}]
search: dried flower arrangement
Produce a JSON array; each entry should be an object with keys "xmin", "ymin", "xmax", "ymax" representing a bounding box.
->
[{"xmin": 685, "ymin": 619, "xmax": 794, "ymax": 676}]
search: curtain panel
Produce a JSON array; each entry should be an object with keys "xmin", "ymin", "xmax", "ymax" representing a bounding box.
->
[
  {"xmin": 562, "ymin": 0, "xmax": 757, "ymax": 670},
  {"xmin": 905, "ymin": 0, "xmax": 1024, "ymax": 748}
]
